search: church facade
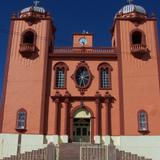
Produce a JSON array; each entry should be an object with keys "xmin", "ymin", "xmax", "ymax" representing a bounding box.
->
[{"xmin": 0, "ymin": 2, "xmax": 160, "ymax": 160}]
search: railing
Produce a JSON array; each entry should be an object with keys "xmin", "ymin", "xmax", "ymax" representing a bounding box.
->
[
  {"xmin": 19, "ymin": 43, "xmax": 36, "ymax": 53},
  {"xmin": 80, "ymin": 144, "xmax": 153, "ymax": 160},
  {"xmin": 0, "ymin": 143, "xmax": 57, "ymax": 160},
  {"xmin": 131, "ymin": 44, "xmax": 149, "ymax": 54},
  {"xmin": 0, "ymin": 142, "xmax": 154, "ymax": 160},
  {"xmin": 53, "ymin": 47, "xmax": 115, "ymax": 54},
  {"xmin": 80, "ymin": 145, "xmax": 107, "ymax": 160}
]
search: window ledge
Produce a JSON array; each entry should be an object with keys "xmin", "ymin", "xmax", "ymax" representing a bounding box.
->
[
  {"xmin": 16, "ymin": 128, "xmax": 27, "ymax": 133},
  {"xmin": 99, "ymin": 87, "xmax": 112, "ymax": 90},
  {"xmin": 138, "ymin": 129, "xmax": 150, "ymax": 134},
  {"xmin": 54, "ymin": 87, "xmax": 67, "ymax": 90}
]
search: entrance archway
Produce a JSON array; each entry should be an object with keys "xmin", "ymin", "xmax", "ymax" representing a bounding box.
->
[{"xmin": 73, "ymin": 108, "xmax": 91, "ymax": 142}]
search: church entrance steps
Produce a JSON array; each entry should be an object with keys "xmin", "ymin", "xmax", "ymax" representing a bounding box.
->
[
  {"xmin": 59, "ymin": 143, "xmax": 152, "ymax": 160},
  {"xmin": 59, "ymin": 143, "xmax": 80, "ymax": 160},
  {"xmin": 0, "ymin": 143, "xmax": 57, "ymax": 160},
  {"xmin": 80, "ymin": 143, "xmax": 152, "ymax": 160},
  {"xmin": 0, "ymin": 143, "xmax": 152, "ymax": 160}
]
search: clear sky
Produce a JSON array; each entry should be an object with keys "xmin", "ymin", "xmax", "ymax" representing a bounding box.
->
[{"xmin": 0, "ymin": 0, "xmax": 160, "ymax": 99}]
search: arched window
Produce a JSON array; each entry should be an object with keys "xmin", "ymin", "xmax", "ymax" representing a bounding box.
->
[
  {"xmin": 16, "ymin": 109, "xmax": 27, "ymax": 130},
  {"xmin": 138, "ymin": 110, "xmax": 149, "ymax": 132},
  {"xmin": 131, "ymin": 30, "xmax": 146, "ymax": 45},
  {"xmin": 56, "ymin": 68, "xmax": 65, "ymax": 88},
  {"xmin": 20, "ymin": 30, "xmax": 37, "ymax": 56},
  {"xmin": 54, "ymin": 62, "xmax": 69, "ymax": 89},
  {"xmin": 21, "ymin": 29, "xmax": 37, "ymax": 45},
  {"xmin": 132, "ymin": 31, "xmax": 142, "ymax": 44},
  {"xmin": 23, "ymin": 31, "xmax": 34, "ymax": 44},
  {"xmin": 98, "ymin": 63, "xmax": 113, "ymax": 90}
]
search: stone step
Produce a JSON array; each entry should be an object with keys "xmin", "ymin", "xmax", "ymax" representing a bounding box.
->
[{"xmin": 59, "ymin": 143, "xmax": 80, "ymax": 160}]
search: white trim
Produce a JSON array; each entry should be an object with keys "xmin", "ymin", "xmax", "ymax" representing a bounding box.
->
[
  {"xmin": 102, "ymin": 136, "xmax": 111, "ymax": 145},
  {"xmin": 60, "ymin": 135, "xmax": 68, "ymax": 143},
  {"xmin": 0, "ymin": 134, "xmax": 59, "ymax": 158},
  {"xmin": 1, "ymin": 134, "xmax": 160, "ymax": 160},
  {"xmin": 21, "ymin": 134, "xmax": 47, "ymax": 153},
  {"xmin": 46, "ymin": 135, "xmax": 59, "ymax": 144},
  {"xmin": 94, "ymin": 136, "xmax": 101, "ymax": 144},
  {"xmin": 112, "ymin": 136, "xmax": 160, "ymax": 160}
]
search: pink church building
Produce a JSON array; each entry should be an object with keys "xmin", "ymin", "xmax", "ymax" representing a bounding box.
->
[{"xmin": 0, "ymin": 1, "xmax": 160, "ymax": 159}]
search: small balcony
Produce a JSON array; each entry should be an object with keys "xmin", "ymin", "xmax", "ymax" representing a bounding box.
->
[
  {"xmin": 131, "ymin": 44, "xmax": 149, "ymax": 54},
  {"xmin": 19, "ymin": 43, "xmax": 37, "ymax": 57}
]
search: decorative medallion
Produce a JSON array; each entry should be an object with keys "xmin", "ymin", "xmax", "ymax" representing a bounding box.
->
[{"xmin": 71, "ymin": 61, "xmax": 94, "ymax": 95}]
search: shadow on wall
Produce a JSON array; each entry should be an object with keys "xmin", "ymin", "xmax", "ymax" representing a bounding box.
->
[{"xmin": 132, "ymin": 52, "xmax": 151, "ymax": 61}]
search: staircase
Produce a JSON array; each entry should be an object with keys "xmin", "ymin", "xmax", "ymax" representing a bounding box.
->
[
  {"xmin": 0, "ymin": 143, "xmax": 56, "ymax": 160},
  {"xmin": 80, "ymin": 143, "xmax": 152, "ymax": 160},
  {"xmin": 0, "ymin": 143, "xmax": 152, "ymax": 160},
  {"xmin": 59, "ymin": 143, "xmax": 80, "ymax": 160}
]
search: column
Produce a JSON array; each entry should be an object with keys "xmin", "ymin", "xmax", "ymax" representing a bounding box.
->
[
  {"xmin": 60, "ymin": 91, "xmax": 71, "ymax": 143},
  {"xmin": 53, "ymin": 98, "xmax": 59, "ymax": 135},
  {"xmin": 104, "ymin": 98, "xmax": 109, "ymax": 135},
  {"xmin": 94, "ymin": 92, "xmax": 101, "ymax": 144},
  {"xmin": 70, "ymin": 117, "xmax": 73, "ymax": 142},
  {"xmin": 95, "ymin": 98, "xmax": 100, "ymax": 136},
  {"xmin": 102, "ymin": 92, "xmax": 112, "ymax": 145},
  {"xmin": 105, "ymin": 92, "xmax": 112, "ymax": 135},
  {"xmin": 52, "ymin": 91, "xmax": 61, "ymax": 144},
  {"xmin": 64, "ymin": 98, "xmax": 70, "ymax": 135},
  {"xmin": 51, "ymin": 98, "xmax": 60, "ymax": 144}
]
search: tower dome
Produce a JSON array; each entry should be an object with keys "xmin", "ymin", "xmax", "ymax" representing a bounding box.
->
[
  {"xmin": 20, "ymin": 1, "xmax": 46, "ymax": 14},
  {"xmin": 115, "ymin": 3, "xmax": 147, "ymax": 19},
  {"xmin": 20, "ymin": 6, "xmax": 46, "ymax": 14},
  {"xmin": 118, "ymin": 4, "xmax": 146, "ymax": 15},
  {"xmin": 19, "ymin": 1, "xmax": 51, "ymax": 25}
]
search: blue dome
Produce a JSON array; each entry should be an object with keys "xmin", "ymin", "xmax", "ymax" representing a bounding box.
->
[
  {"xmin": 116, "ymin": 4, "xmax": 146, "ymax": 16},
  {"xmin": 21, "ymin": 6, "xmax": 45, "ymax": 14}
]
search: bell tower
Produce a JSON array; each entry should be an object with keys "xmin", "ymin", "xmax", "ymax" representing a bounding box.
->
[
  {"xmin": 1, "ymin": 2, "xmax": 55, "ymax": 134},
  {"xmin": 112, "ymin": 2, "xmax": 160, "ymax": 135}
]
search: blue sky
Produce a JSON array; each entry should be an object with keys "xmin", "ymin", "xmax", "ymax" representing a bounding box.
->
[{"xmin": 0, "ymin": 0, "xmax": 160, "ymax": 99}]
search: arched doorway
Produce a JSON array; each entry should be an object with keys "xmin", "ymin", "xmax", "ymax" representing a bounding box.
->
[{"xmin": 73, "ymin": 108, "xmax": 91, "ymax": 142}]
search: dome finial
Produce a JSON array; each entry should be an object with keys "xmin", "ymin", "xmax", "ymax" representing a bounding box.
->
[
  {"xmin": 127, "ymin": 0, "xmax": 134, "ymax": 4},
  {"xmin": 21, "ymin": 0, "xmax": 45, "ymax": 14},
  {"xmin": 33, "ymin": 0, "xmax": 40, "ymax": 7}
]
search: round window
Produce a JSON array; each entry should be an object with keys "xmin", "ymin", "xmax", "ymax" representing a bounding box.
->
[{"xmin": 75, "ymin": 67, "xmax": 90, "ymax": 88}]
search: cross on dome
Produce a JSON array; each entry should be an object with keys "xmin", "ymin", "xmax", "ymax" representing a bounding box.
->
[
  {"xmin": 33, "ymin": 0, "xmax": 40, "ymax": 7},
  {"xmin": 128, "ymin": 0, "xmax": 134, "ymax": 4},
  {"xmin": 21, "ymin": 0, "xmax": 45, "ymax": 14}
]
